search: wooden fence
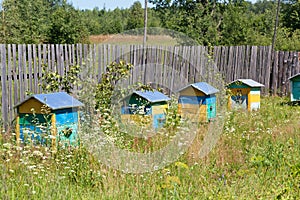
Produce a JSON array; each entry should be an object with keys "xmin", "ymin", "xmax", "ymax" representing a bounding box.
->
[{"xmin": 0, "ymin": 44, "xmax": 299, "ymax": 126}]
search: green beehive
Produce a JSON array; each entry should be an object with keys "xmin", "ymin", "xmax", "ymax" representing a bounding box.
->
[
  {"xmin": 289, "ymin": 73, "xmax": 300, "ymax": 102},
  {"xmin": 121, "ymin": 90, "xmax": 170, "ymax": 129}
]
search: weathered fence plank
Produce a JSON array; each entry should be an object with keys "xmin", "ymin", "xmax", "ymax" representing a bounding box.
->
[{"xmin": 1, "ymin": 44, "xmax": 8, "ymax": 127}]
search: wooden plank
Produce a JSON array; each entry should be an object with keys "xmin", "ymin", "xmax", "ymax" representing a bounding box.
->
[
  {"xmin": 155, "ymin": 46, "xmax": 161, "ymax": 87},
  {"xmin": 195, "ymin": 46, "xmax": 201, "ymax": 82},
  {"xmin": 1, "ymin": 44, "xmax": 8, "ymax": 126},
  {"xmin": 51, "ymin": 44, "xmax": 55, "ymax": 73},
  {"xmin": 65, "ymin": 44, "xmax": 70, "ymax": 73},
  {"xmin": 82, "ymin": 44, "xmax": 88, "ymax": 80},
  {"xmin": 250, "ymin": 46, "xmax": 257, "ymax": 81},
  {"xmin": 227, "ymin": 46, "xmax": 234, "ymax": 81},
  {"xmin": 291, "ymin": 52, "xmax": 298, "ymax": 75},
  {"xmin": 103, "ymin": 44, "xmax": 107, "ymax": 74},
  {"xmin": 7, "ymin": 45, "xmax": 13, "ymax": 122},
  {"xmin": 71, "ymin": 44, "xmax": 75, "ymax": 66},
  {"xmin": 37, "ymin": 44, "xmax": 42, "ymax": 93},
  {"xmin": 55, "ymin": 44, "xmax": 60, "ymax": 77},
  {"xmin": 244, "ymin": 45, "xmax": 250, "ymax": 79},
  {"xmin": 257, "ymin": 46, "xmax": 263, "ymax": 86},
  {"xmin": 92, "ymin": 44, "xmax": 96, "ymax": 79},
  {"xmin": 282, "ymin": 51, "xmax": 289, "ymax": 95},
  {"xmin": 264, "ymin": 46, "xmax": 272, "ymax": 95},
  {"xmin": 47, "ymin": 44, "xmax": 51, "ymax": 73},
  {"xmin": 98, "ymin": 44, "xmax": 102, "ymax": 82},
  {"xmin": 272, "ymin": 51, "xmax": 279, "ymax": 95},
  {"xmin": 60, "ymin": 44, "xmax": 65, "ymax": 77},
  {"xmin": 28, "ymin": 44, "xmax": 33, "ymax": 93},
  {"xmin": 278, "ymin": 51, "xmax": 284, "ymax": 95},
  {"xmin": 234, "ymin": 46, "xmax": 240, "ymax": 79},
  {"xmin": 190, "ymin": 46, "xmax": 196, "ymax": 84},
  {"xmin": 222, "ymin": 46, "xmax": 229, "ymax": 82},
  {"xmin": 32, "ymin": 44, "xmax": 38, "ymax": 94},
  {"xmin": 286, "ymin": 52, "xmax": 293, "ymax": 94},
  {"xmin": 12, "ymin": 44, "xmax": 18, "ymax": 105},
  {"xmin": 239, "ymin": 46, "xmax": 245, "ymax": 78},
  {"xmin": 18, "ymin": 45, "xmax": 24, "ymax": 101},
  {"xmin": 22, "ymin": 44, "xmax": 28, "ymax": 98}
]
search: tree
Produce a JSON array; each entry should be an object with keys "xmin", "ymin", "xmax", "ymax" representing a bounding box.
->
[
  {"xmin": 126, "ymin": 1, "xmax": 144, "ymax": 30},
  {"xmin": 150, "ymin": 0, "xmax": 223, "ymax": 45},
  {"xmin": 281, "ymin": 0, "xmax": 300, "ymax": 31},
  {"xmin": 0, "ymin": 0, "xmax": 50, "ymax": 43},
  {"xmin": 48, "ymin": 3, "xmax": 89, "ymax": 43},
  {"xmin": 0, "ymin": 0, "xmax": 89, "ymax": 44}
]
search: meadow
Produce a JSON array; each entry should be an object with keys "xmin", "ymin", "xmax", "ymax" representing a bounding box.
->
[
  {"xmin": 89, "ymin": 34, "xmax": 179, "ymax": 46},
  {"xmin": 1, "ymin": 96, "xmax": 299, "ymax": 199}
]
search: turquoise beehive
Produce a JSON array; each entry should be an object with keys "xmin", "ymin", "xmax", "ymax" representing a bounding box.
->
[
  {"xmin": 289, "ymin": 73, "xmax": 300, "ymax": 102},
  {"xmin": 15, "ymin": 92, "xmax": 84, "ymax": 149}
]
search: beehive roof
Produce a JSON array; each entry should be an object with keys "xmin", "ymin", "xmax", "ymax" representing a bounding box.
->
[
  {"xmin": 15, "ymin": 92, "xmax": 84, "ymax": 110},
  {"xmin": 228, "ymin": 79, "xmax": 264, "ymax": 87},
  {"xmin": 178, "ymin": 82, "xmax": 219, "ymax": 95},
  {"xmin": 129, "ymin": 90, "xmax": 171, "ymax": 103},
  {"xmin": 288, "ymin": 73, "xmax": 300, "ymax": 80}
]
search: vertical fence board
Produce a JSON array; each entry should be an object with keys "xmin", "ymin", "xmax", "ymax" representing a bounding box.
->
[
  {"xmin": 28, "ymin": 45, "xmax": 33, "ymax": 93},
  {"xmin": 1, "ymin": 45, "xmax": 8, "ymax": 127},
  {"xmin": 33, "ymin": 44, "xmax": 38, "ymax": 94},
  {"xmin": 7, "ymin": 45, "xmax": 13, "ymax": 122},
  {"xmin": 264, "ymin": 46, "xmax": 272, "ymax": 94},
  {"xmin": 12, "ymin": 44, "xmax": 18, "ymax": 104},
  {"xmin": 22, "ymin": 44, "xmax": 28, "ymax": 98}
]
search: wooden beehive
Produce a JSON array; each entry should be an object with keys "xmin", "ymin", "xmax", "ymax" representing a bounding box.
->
[
  {"xmin": 121, "ymin": 90, "xmax": 170, "ymax": 129},
  {"xmin": 227, "ymin": 79, "xmax": 264, "ymax": 111},
  {"xmin": 15, "ymin": 92, "xmax": 84, "ymax": 149},
  {"xmin": 288, "ymin": 73, "xmax": 300, "ymax": 102},
  {"xmin": 177, "ymin": 82, "xmax": 219, "ymax": 122}
]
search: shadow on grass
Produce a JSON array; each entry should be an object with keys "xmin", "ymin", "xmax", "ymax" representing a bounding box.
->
[{"xmin": 280, "ymin": 100, "xmax": 300, "ymax": 106}]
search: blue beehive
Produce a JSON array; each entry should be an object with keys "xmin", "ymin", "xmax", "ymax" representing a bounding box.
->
[
  {"xmin": 289, "ymin": 73, "xmax": 300, "ymax": 102},
  {"xmin": 15, "ymin": 92, "xmax": 84, "ymax": 149},
  {"xmin": 121, "ymin": 90, "xmax": 171, "ymax": 129},
  {"xmin": 177, "ymin": 82, "xmax": 219, "ymax": 122}
]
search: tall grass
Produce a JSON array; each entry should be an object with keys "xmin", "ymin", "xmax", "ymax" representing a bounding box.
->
[{"xmin": 1, "ymin": 97, "xmax": 300, "ymax": 199}]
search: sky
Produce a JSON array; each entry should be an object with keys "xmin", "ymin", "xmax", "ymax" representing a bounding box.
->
[{"xmin": 70, "ymin": 0, "xmax": 154, "ymax": 10}]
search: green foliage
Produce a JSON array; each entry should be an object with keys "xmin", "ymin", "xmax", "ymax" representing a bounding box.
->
[
  {"xmin": 47, "ymin": 2, "xmax": 89, "ymax": 44},
  {"xmin": 126, "ymin": 1, "xmax": 144, "ymax": 30},
  {"xmin": 93, "ymin": 61, "xmax": 133, "ymax": 145},
  {"xmin": 0, "ymin": 0, "xmax": 89, "ymax": 44},
  {"xmin": 0, "ymin": 0, "xmax": 50, "ymax": 43},
  {"xmin": 38, "ymin": 65, "xmax": 80, "ymax": 93},
  {"xmin": 1, "ymin": 0, "xmax": 300, "ymax": 49},
  {"xmin": 95, "ymin": 61, "xmax": 133, "ymax": 110}
]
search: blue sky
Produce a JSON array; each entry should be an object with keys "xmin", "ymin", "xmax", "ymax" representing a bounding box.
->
[{"xmin": 70, "ymin": 0, "xmax": 154, "ymax": 10}]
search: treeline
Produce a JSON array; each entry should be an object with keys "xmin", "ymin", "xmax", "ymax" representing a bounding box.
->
[{"xmin": 0, "ymin": 0, "xmax": 300, "ymax": 50}]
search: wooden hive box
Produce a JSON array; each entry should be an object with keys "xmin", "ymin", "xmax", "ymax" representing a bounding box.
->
[
  {"xmin": 288, "ymin": 73, "xmax": 300, "ymax": 102},
  {"xmin": 15, "ymin": 92, "xmax": 84, "ymax": 149},
  {"xmin": 121, "ymin": 90, "xmax": 171, "ymax": 129},
  {"xmin": 177, "ymin": 82, "xmax": 219, "ymax": 122},
  {"xmin": 227, "ymin": 79, "xmax": 264, "ymax": 111}
]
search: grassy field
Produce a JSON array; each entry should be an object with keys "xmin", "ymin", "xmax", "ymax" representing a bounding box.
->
[
  {"xmin": 89, "ymin": 34, "xmax": 179, "ymax": 46},
  {"xmin": 1, "ymin": 96, "xmax": 300, "ymax": 199}
]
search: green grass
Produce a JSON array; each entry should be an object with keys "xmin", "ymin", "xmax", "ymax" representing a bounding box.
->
[{"xmin": 1, "ymin": 97, "xmax": 300, "ymax": 199}]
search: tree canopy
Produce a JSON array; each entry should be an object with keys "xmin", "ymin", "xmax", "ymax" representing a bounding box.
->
[{"xmin": 0, "ymin": 0, "xmax": 299, "ymax": 50}]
